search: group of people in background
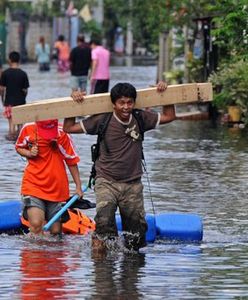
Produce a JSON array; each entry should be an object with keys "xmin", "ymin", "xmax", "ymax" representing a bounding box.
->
[
  {"xmin": 35, "ymin": 34, "xmax": 70, "ymax": 73},
  {"xmin": 34, "ymin": 34, "xmax": 110, "ymax": 94},
  {"xmin": 0, "ymin": 33, "xmax": 110, "ymax": 140},
  {"xmin": 69, "ymin": 35, "xmax": 110, "ymax": 94},
  {"xmin": 67, "ymin": 34, "xmax": 110, "ymax": 94}
]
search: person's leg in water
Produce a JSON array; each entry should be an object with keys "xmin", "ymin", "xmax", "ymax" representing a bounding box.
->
[
  {"xmin": 119, "ymin": 180, "xmax": 147, "ymax": 251},
  {"xmin": 9, "ymin": 117, "xmax": 15, "ymax": 134},
  {"xmin": 92, "ymin": 178, "xmax": 119, "ymax": 252},
  {"xmin": 23, "ymin": 197, "xmax": 62, "ymax": 235},
  {"xmin": 17, "ymin": 124, "xmax": 23, "ymax": 136},
  {"xmin": 27, "ymin": 206, "xmax": 61, "ymax": 235},
  {"xmin": 4, "ymin": 106, "xmax": 16, "ymax": 140},
  {"xmin": 26, "ymin": 206, "xmax": 46, "ymax": 235}
]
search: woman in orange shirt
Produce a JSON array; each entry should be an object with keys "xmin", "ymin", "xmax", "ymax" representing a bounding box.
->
[
  {"xmin": 15, "ymin": 119, "xmax": 83, "ymax": 235},
  {"xmin": 54, "ymin": 35, "xmax": 70, "ymax": 72}
]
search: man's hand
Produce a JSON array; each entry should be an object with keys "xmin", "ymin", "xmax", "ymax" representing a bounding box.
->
[
  {"xmin": 156, "ymin": 81, "xmax": 168, "ymax": 93},
  {"xmin": 71, "ymin": 91, "xmax": 86, "ymax": 103}
]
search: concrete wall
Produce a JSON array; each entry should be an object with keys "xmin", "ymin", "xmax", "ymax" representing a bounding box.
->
[
  {"xmin": 7, "ymin": 19, "xmax": 53, "ymax": 61},
  {"xmin": 6, "ymin": 14, "xmax": 71, "ymax": 62},
  {"xmin": 26, "ymin": 20, "xmax": 52, "ymax": 60}
]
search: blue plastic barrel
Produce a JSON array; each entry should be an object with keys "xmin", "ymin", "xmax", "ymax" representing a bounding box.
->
[
  {"xmin": 0, "ymin": 201, "xmax": 22, "ymax": 230},
  {"xmin": 155, "ymin": 213, "xmax": 203, "ymax": 242},
  {"xmin": 116, "ymin": 214, "xmax": 156, "ymax": 243}
]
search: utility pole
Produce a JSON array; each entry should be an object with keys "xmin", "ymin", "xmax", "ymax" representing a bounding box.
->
[
  {"xmin": 92, "ymin": 0, "xmax": 104, "ymax": 26},
  {"xmin": 183, "ymin": 25, "xmax": 190, "ymax": 83},
  {"xmin": 157, "ymin": 30, "xmax": 170, "ymax": 82},
  {"xmin": 126, "ymin": 0, "xmax": 133, "ymax": 56}
]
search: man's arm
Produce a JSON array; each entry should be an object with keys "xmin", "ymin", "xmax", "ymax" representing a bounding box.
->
[
  {"xmin": 159, "ymin": 105, "xmax": 176, "ymax": 124},
  {"xmin": 63, "ymin": 117, "xmax": 84, "ymax": 133},
  {"xmin": 90, "ymin": 59, "xmax": 97, "ymax": 80},
  {"xmin": 0, "ymin": 85, "xmax": 5, "ymax": 105},
  {"xmin": 154, "ymin": 81, "xmax": 176, "ymax": 124},
  {"xmin": 22, "ymin": 88, "xmax": 28, "ymax": 96},
  {"xmin": 64, "ymin": 91, "xmax": 87, "ymax": 133}
]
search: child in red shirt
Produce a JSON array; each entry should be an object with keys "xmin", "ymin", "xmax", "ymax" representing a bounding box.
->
[{"xmin": 15, "ymin": 119, "xmax": 83, "ymax": 235}]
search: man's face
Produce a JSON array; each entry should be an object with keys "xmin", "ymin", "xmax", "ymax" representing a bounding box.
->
[
  {"xmin": 90, "ymin": 43, "xmax": 96, "ymax": 49},
  {"xmin": 113, "ymin": 97, "xmax": 135, "ymax": 122}
]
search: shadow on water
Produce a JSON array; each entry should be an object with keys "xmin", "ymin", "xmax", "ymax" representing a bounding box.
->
[{"xmin": 1, "ymin": 63, "xmax": 248, "ymax": 299}]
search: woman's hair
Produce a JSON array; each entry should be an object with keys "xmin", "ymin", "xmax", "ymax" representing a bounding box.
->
[
  {"xmin": 58, "ymin": 35, "xmax": 65, "ymax": 42},
  {"xmin": 39, "ymin": 36, "xmax": 45, "ymax": 50},
  {"xmin": 110, "ymin": 83, "xmax": 137, "ymax": 104}
]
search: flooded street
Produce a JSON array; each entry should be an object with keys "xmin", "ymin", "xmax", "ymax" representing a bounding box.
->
[{"xmin": 1, "ymin": 63, "xmax": 248, "ymax": 299}]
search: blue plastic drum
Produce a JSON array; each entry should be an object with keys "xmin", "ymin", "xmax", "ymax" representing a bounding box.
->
[{"xmin": 155, "ymin": 213, "xmax": 203, "ymax": 242}]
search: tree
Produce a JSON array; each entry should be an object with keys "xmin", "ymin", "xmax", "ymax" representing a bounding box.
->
[
  {"xmin": 103, "ymin": 0, "xmax": 216, "ymax": 54},
  {"xmin": 211, "ymin": 0, "xmax": 248, "ymax": 62},
  {"xmin": 0, "ymin": 0, "xmax": 9, "ymax": 22}
]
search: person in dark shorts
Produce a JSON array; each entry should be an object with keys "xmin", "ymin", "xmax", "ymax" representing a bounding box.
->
[
  {"xmin": 90, "ymin": 38, "xmax": 110, "ymax": 94},
  {"xmin": 63, "ymin": 81, "xmax": 176, "ymax": 252},
  {"xmin": 15, "ymin": 119, "xmax": 83, "ymax": 235},
  {"xmin": 0, "ymin": 51, "xmax": 29, "ymax": 140},
  {"xmin": 69, "ymin": 34, "xmax": 92, "ymax": 92}
]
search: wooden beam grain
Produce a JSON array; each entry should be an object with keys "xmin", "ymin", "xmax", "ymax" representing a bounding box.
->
[{"xmin": 12, "ymin": 82, "xmax": 212, "ymax": 124}]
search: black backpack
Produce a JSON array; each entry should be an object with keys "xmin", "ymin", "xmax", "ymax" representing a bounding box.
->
[{"xmin": 88, "ymin": 109, "xmax": 145, "ymax": 188}]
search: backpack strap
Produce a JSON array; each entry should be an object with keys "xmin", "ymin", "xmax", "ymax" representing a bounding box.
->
[
  {"xmin": 97, "ymin": 112, "xmax": 112, "ymax": 153},
  {"xmin": 88, "ymin": 113, "xmax": 112, "ymax": 188},
  {"xmin": 132, "ymin": 109, "xmax": 145, "ymax": 141}
]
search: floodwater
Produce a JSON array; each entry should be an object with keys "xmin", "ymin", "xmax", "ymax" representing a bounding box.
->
[{"xmin": 1, "ymin": 63, "xmax": 248, "ymax": 299}]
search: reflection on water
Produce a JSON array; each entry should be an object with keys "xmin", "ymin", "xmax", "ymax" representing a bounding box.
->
[
  {"xmin": 20, "ymin": 247, "xmax": 72, "ymax": 299},
  {"xmin": 91, "ymin": 251, "xmax": 145, "ymax": 299},
  {"xmin": 1, "ymin": 64, "xmax": 248, "ymax": 299}
]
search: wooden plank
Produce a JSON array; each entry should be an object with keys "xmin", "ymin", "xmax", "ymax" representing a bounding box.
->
[{"xmin": 12, "ymin": 82, "xmax": 212, "ymax": 124}]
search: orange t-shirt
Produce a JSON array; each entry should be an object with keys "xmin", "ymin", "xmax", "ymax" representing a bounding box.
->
[
  {"xmin": 15, "ymin": 123, "xmax": 80, "ymax": 202},
  {"xmin": 54, "ymin": 41, "xmax": 70, "ymax": 60}
]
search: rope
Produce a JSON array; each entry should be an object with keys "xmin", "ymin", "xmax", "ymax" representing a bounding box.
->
[{"xmin": 142, "ymin": 159, "xmax": 156, "ymax": 217}]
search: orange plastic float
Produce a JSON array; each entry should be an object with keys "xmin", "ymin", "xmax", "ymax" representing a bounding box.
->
[{"xmin": 21, "ymin": 208, "xmax": 95, "ymax": 235}]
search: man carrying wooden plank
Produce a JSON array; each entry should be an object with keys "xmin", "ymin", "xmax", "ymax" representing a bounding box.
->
[
  {"xmin": 63, "ymin": 81, "xmax": 175, "ymax": 252},
  {"xmin": 11, "ymin": 81, "xmax": 212, "ymax": 250}
]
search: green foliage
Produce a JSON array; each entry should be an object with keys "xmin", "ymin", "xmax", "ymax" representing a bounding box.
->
[
  {"xmin": 81, "ymin": 20, "xmax": 102, "ymax": 39},
  {"xmin": 209, "ymin": 59, "xmax": 248, "ymax": 124},
  {"xmin": 102, "ymin": 1, "xmax": 186, "ymax": 52},
  {"xmin": 211, "ymin": 0, "xmax": 248, "ymax": 61},
  {"xmin": 103, "ymin": 0, "xmax": 219, "ymax": 54},
  {"xmin": 187, "ymin": 57, "xmax": 205, "ymax": 83},
  {"xmin": 206, "ymin": 1, "xmax": 248, "ymax": 125},
  {"xmin": 164, "ymin": 70, "xmax": 184, "ymax": 84},
  {"xmin": 0, "ymin": 0, "xmax": 8, "ymax": 21}
]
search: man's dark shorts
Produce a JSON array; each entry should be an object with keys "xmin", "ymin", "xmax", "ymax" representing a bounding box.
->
[{"xmin": 91, "ymin": 79, "xmax": 109, "ymax": 94}]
